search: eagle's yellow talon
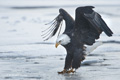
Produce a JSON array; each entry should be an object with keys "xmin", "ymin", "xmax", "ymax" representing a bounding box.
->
[
  {"xmin": 66, "ymin": 68, "xmax": 75, "ymax": 73},
  {"xmin": 58, "ymin": 69, "xmax": 67, "ymax": 74}
]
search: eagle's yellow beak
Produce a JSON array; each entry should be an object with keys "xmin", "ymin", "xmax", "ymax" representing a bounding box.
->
[{"xmin": 55, "ymin": 42, "xmax": 60, "ymax": 48}]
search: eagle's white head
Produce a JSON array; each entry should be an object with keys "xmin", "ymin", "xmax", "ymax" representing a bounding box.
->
[{"xmin": 55, "ymin": 34, "xmax": 71, "ymax": 48}]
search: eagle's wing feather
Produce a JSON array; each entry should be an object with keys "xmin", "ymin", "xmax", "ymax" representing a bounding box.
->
[
  {"xmin": 42, "ymin": 9, "xmax": 74, "ymax": 41},
  {"xmin": 84, "ymin": 11, "xmax": 113, "ymax": 36},
  {"xmin": 74, "ymin": 6, "xmax": 113, "ymax": 45},
  {"xmin": 41, "ymin": 14, "xmax": 63, "ymax": 41}
]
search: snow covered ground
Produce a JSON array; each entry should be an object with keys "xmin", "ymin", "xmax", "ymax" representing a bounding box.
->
[{"xmin": 0, "ymin": 0, "xmax": 120, "ymax": 80}]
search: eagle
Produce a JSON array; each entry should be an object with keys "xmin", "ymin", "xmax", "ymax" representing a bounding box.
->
[{"xmin": 42, "ymin": 6, "xmax": 113, "ymax": 74}]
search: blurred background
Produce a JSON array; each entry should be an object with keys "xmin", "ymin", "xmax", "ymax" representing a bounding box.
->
[{"xmin": 0, "ymin": 0, "xmax": 120, "ymax": 80}]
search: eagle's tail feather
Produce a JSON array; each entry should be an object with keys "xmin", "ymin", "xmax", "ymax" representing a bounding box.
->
[{"xmin": 85, "ymin": 41, "xmax": 103, "ymax": 55}]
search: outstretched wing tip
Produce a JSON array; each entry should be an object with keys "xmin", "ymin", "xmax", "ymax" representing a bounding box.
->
[
  {"xmin": 41, "ymin": 14, "xmax": 63, "ymax": 41},
  {"xmin": 74, "ymin": 6, "xmax": 113, "ymax": 45},
  {"xmin": 83, "ymin": 10, "xmax": 113, "ymax": 37}
]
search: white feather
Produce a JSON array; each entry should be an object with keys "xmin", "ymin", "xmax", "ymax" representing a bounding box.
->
[
  {"xmin": 85, "ymin": 41, "xmax": 103, "ymax": 55},
  {"xmin": 56, "ymin": 34, "xmax": 71, "ymax": 45}
]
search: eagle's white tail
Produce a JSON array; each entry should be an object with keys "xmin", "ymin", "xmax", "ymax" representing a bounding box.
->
[{"xmin": 85, "ymin": 41, "xmax": 103, "ymax": 55}]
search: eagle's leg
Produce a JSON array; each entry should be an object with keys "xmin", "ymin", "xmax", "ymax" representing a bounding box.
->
[
  {"xmin": 58, "ymin": 69, "xmax": 67, "ymax": 74},
  {"xmin": 58, "ymin": 53, "xmax": 73, "ymax": 74},
  {"xmin": 72, "ymin": 49, "xmax": 83, "ymax": 70},
  {"xmin": 66, "ymin": 68, "xmax": 76, "ymax": 73}
]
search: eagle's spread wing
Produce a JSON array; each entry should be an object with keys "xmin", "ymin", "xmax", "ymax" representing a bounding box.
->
[
  {"xmin": 74, "ymin": 6, "xmax": 113, "ymax": 45},
  {"xmin": 42, "ymin": 9, "xmax": 74, "ymax": 41},
  {"xmin": 41, "ymin": 14, "xmax": 63, "ymax": 41}
]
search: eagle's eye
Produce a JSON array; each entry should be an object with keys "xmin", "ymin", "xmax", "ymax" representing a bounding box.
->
[
  {"xmin": 60, "ymin": 39, "xmax": 64, "ymax": 43},
  {"xmin": 59, "ymin": 40, "xmax": 62, "ymax": 43}
]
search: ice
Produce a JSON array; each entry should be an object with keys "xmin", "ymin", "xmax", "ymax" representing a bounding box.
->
[{"xmin": 0, "ymin": 0, "xmax": 120, "ymax": 80}]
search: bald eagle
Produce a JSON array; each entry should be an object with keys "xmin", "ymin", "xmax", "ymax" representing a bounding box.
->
[{"xmin": 42, "ymin": 6, "xmax": 113, "ymax": 74}]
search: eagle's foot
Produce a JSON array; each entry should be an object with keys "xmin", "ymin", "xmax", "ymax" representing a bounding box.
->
[
  {"xmin": 66, "ymin": 68, "xmax": 75, "ymax": 73},
  {"xmin": 58, "ymin": 69, "xmax": 67, "ymax": 74}
]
